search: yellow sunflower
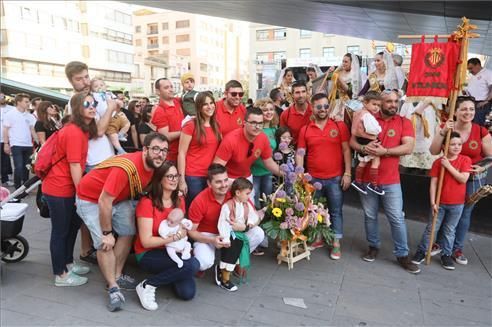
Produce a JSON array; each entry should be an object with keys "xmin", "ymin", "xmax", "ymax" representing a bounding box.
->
[
  {"xmin": 317, "ymin": 214, "xmax": 323, "ymax": 223},
  {"xmin": 276, "ymin": 198, "xmax": 286, "ymax": 203},
  {"xmin": 272, "ymin": 208, "xmax": 283, "ymax": 218}
]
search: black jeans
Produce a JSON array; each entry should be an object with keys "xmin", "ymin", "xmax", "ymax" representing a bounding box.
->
[
  {"xmin": 44, "ymin": 195, "xmax": 82, "ymax": 275},
  {"xmin": 0, "ymin": 142, "xmax": 12, "ymax": 183},
  {"xmin": 138, "ymin": 249, "xmax": 199, "ymax": 301},
  {"xmin": 11, "ymin": 145, "xmax": 32, "ymax": 188}
]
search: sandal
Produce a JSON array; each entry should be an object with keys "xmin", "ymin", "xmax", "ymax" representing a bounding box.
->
[{"xmin": 252, "ymin": 248, "xmax": 265, "ymax": 256}]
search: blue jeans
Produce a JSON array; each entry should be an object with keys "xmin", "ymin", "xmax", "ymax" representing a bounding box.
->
[
  {"xmin": 44, "ymin": 195, "xmax": 82, "ymax": 275},
  {"xmin": 253, "ymin": 174, "xmax": 273, "ymax": 209},
  {"xmin": 312, "ymin": 176, "xmax": 344, "ymax": 239},
  {"xmin": 359, "ymin": 183, "xmax": 409, "ymax": 257},
  {"xmin": 452, "ymin": 172, "xmax": 488, "ymax": 252},
  {"xmin": 185, "ymin": 175, "xmax": 208, "ymax": 208},
  {"xmin": 11, "ymin": 146, "xmax": 32, "ymax": 188},
  {"xmin": 417, "ymin": 204, "xmax": 463, "ymax": 256},
  {"xmin": 138, "ymin": 249, "xmax": 200, "ymax": 301}
]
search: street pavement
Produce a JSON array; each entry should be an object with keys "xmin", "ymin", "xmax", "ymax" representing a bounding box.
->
[{"xmin": 1, "ymin": 193, "xmax": 491, "ymax": 326}]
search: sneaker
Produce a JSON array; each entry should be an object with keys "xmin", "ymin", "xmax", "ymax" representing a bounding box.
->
[
  {"xmin": 430, "ymin": 243, "xmax": 442, "ymax": 257},
  {"xmin": 118, "ymin": 135, "xmax": 128, "ymax": 142},
  {"xmin": 136, "ymin": 281, "xmax": 158, "ymax": 311},
  {"xmin": 55, "ymin": 271, "xmax": 88, "ymax": 287},
  {"xmin": 452, "ymin": 249, "xmax": 468, "ymax": 265},
  {"xmin": 67, "ymin": 261, "xmax": 90, "ymax": 275},
  {"xmin": 4, "ymin": 181, "xmax": 14, "ymax": 187},
  {"xmin": 107, "ymin": 287, "xmax": 125, "ymax": 312},
  {"xmin": 219, "ymin": 280, "xmax": 238, "ymax": 292},
  {"xmin": 397, "ymin": 256, "xmax": 421, "ymax": 274},
  {"xmin": 441, "ymin": 255, "xmax": 455, "ymax": 270},
  {"xmin": 330, "ymin": 240, "xmax": 341, "ymax": 260},
  {"xmin": 367, "ymin": 184, "xmax": 385, "ymax": 195},
  {"xmin": 308, "ymin": 240, "xmax": 325, "ymax": 250},
  {"xmin": 214, "ymin": 265, "xmax": 221, "ymax": 286},
  {"xmin": 252, "ymin": 248, "xmax": 265, "ymax": 256},
  {"xmin": 362, "ymin": 246, "xmax": 379, "ymax": 262},
  {"xmin": 351, "ymin": 181, "xmax": 368, "ymax": 195},
  {"xmin": 116, "ymin": 274, "xmax": 138, "ymax": 291},
  {"xmin": 80, "ymin": 248, "xmax": 98, "ymax": 265},
  {"xmin": 411, "ymin": 251, "xmax": 425, "ymax": 265},
  {"xmin": 233, "ymin": 265, "xmax": 247, "ymax": 279}
]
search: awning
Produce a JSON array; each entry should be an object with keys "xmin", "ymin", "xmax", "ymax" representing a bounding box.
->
[{"xmin": 1, "ymin": 77, "xmax": 70, "ymax": 107}]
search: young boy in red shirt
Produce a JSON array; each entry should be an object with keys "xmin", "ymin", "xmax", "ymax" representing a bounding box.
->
[{"xmin": 411, "ymin": 132, "xmax": 471, "ymax": 270}]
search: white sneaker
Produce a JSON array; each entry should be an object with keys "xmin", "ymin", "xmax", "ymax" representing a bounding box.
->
[
  {"xmin": 67, "ymin": 261, "xmax": 90, "ymax": 275},
  {"xmin": 136, "ymin": 280, "xmax": 158, "ymax": 311}
]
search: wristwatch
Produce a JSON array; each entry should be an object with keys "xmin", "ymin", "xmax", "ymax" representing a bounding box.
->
[{"xmin": 102, "ymin": 230, "xmax": 113, "ymax": 236}]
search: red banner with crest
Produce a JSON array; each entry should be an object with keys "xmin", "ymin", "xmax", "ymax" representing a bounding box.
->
[{"xmin": 406, "ymin": 38, "xmax": 460, "ymax": 102}]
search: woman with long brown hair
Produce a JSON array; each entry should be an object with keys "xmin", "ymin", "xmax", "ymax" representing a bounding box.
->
[
  {"xmin": 137, "ymin": 104, "xmax": 156, "ymax": 147},
  {"xmin": 35, "ymin": 101, "xmax": 61, "ymax": 144},
  {"xmin": 42, "ymin": 91, "xmax": 99, "ymax": 287},
  {"xmin": 178, "ymin": 91, "xmax": 222, "ymax": 206},
  {"xmin": 134, "ymin": 162, "xmax": 199, "ymax": 310}
]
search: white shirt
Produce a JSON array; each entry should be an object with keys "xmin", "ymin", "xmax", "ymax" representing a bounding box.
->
[
  {"xmin": 361, "ymin": 112, "xmax": 382, "ymax": 136},
  {"xmin": 85, "ymin": 93, "xmax": 114, "ymax": 166},
  {"xmin": 400, "ymin": 101, "xmax": 438, "ymax": 153},
  {"xmin": 467, "ymin": 68, "xmax": 492, "ymax": 101},
  {"xmin": 2, "ymin": 108, "xmax": 36, "ymax": 147},
  {"xmin": 218, "ymin": 200, "xmax": 259, "ymax": 244},
  {"xmin": 0, "ymin": 104, "xmax": 15, "ymax": 143}
]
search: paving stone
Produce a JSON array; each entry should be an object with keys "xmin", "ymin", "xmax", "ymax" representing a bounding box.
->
[
  {"xmin": 253, "ymin": 295, "xmax": 336, "ymax": 321},
  {"xmin": 243, "ymin": 305, "xmax": 329, "ymax": 326},
  {"xmin": 1, "ymin": 309, "xmax": 54, "ymax": 326}
]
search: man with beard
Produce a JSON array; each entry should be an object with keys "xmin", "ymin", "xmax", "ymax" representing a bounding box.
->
[
  {"xmin": 215, "ymin": 80, "xmax": 247, "ymax": 136},
  {"xmin": 350, "ymin": 90, "xmax": 420, "ymax": 274},
  {"xmin": 75, "ymin": 133, "xmax": 169, "ymax": 311},
  {"xmin": 279, "ymin": 81, "xmax": 312, "ymax": 143},
  {"xmin": 296, "ymin": 93, "xmax": 352, "ymax": 260}
]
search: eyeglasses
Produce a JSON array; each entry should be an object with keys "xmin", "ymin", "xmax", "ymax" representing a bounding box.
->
[
  {"xmin": 148, "ymin": 146, "xmax": 169, "ymax": 155},
  {"xmin": 229, "ymin": 92, "xmax": 244, "ymax": 98},
  {"xmin": 246, "ymin": 121, "xmax": 264, "ymax": 129},
  {"xmin": 247, "ymin": 142, "xmax": 254, "ymax": 157},
  {"xmin": 315, "ymin": 104, "xmax": 330, "ymax": 110},
  {"xmin": 164, "ymin": 174, "xmax": 181, "ymax": 181},
  {"xmin": 83, "ymin": 100, "xmax": 98, "ymax": 109}
]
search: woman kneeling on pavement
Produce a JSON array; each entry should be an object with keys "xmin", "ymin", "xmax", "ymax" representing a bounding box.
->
[{"xmin": 134, "ymin": 161, "xmax": 200, "ymax": 310}]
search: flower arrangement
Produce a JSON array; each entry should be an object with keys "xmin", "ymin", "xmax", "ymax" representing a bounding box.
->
[{"xmin": 260, "ymin": 165, "xmax": 335, "ymax": 245}]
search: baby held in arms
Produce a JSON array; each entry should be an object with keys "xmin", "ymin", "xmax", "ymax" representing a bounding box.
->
[{"xmin": 158, "ymin": 208, "xmax": 193, "ymax": 268}]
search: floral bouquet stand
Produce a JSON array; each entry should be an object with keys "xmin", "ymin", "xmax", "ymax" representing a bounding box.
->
[{"xmin": 261, "ymin": 167, "xmax": 334, "ymax": 270}]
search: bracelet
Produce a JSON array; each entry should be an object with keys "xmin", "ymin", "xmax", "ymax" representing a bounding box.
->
[{"xmin": 343, "ymin": 172, "xmax": 352, "ymax": 177}]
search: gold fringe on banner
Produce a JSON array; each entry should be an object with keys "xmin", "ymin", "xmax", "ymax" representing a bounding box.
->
[{"xmin": 95, "ymin": 156, "xmax": 143, "ymax": 199}]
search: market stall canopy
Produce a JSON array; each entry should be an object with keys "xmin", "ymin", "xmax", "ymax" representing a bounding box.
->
[
  {"xmin": 127, "ymin": 1, "xmax": 492, "ymax": 56},
  {"xmin": 0, "ymin": 77, "xmax": 70, "ymax": 107}
]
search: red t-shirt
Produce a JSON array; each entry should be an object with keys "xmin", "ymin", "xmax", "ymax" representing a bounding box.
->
[
  {"xmin": 42, "ymin": 123, "xmax": 88, "ymax": 197},
  {"xmin": 297, "ymin": 120, "xmax": 350, "ymax": 179},
  {"xmin": 460, "ymin": 123, "xmax": 488, "ymax": 164},
  {"xmin": 181, "ymin": 120, "xmax": 221, "ymax": 177},
  {"xmin": 76, "ymin": 152, "xmax": 154, "ymax": 204},
  {"xmin": 215, "ymin": 99, "xmax": 246, "ymax": 136},
  {"xmin": 361, "ymin": 114, "xmax": 415, "ymax": 185},
  {"xmin": 151, "ymin": 98, "xmax": 184, "ymax": 162},
  {"xmin": 279, "ymin": 103, "xmax": 313, "ymax": 143},
  {"xmin": 430, "ymin": 154, "xmax": 471, "ymax": 205},
  {"xmin": 188, "ymin": 187, "xmax": 232, "ymax": 234},
  {"xmin": 133, "ymin": 195, "xmax": 186, "ymax": 255},
  {"xmin": 215, "ymin": 128, "xmax": 273, "ymax": 178}
]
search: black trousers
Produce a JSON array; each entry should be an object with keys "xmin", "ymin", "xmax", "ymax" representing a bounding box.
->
[{"xmin": 220, "ymin": 236, "xmax": 243, "ymax": 265}]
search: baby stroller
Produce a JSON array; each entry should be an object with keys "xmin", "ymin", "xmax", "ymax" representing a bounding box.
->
[{"xmin": 0, "ymin": 176, "xmax": 41, "ymax": 263}]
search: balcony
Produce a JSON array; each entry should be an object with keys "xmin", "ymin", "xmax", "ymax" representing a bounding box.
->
[{"xmin": 147, "ymin": 44, "xmax": 159, "ymax": 49}]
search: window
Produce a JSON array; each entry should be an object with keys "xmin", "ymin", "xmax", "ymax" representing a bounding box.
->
[
  {"xmin": 323, "ymin": 47, "xmax": 335, "ymax": 58},
  {"xmin": 176, "ymin": 48, "xmax": 190, "ymax": 56},
  {"xmin": 347, "ymin": 45, "xmax": 360, "ymax": 55},
  {"xmin": 176, "ymin": 20, "xmax": 190, "ymax": 28},
  {"xmin": 200, "ymin": 76, "xmax": 208, "ymax": 84},
  {"xmin": 256, "ymin": 52, "xmax": 270, "ymax": 63},
  {"xmin": 162, "ymin": 36, "xmax": 169, "ymax": 44},
  {"xmin": 256, "ymin": 30, "xmax": 269, "ymax": 41},
  {"xmin": 0, "ymin": 30, "xmax": 7, "ymax": 46},
  {"xmin": 20, "ymin": 7, "xmax": 37, "ymax": 22},
  {"xmin": 200, "ymin": 63, "xmax": 207, "ymax": 72},
  {"xmin": 162, "ymin": 22, "xmax": 168, "ymax": 30},
  {"xmin": 274, "ymin": 28, "xmax": 286, "ymax": 40},
  {"xmin": 135, "ymin": 39, "xmax": 142, "ymax": 46},
  {"xmin": 176, "ymin": 34, "xmax": 190, "ymax": 43},
  {"xmin": 147, "ymin": 37, "xmax": 158, "ymax": 49},
  {"xmin": 147, "ymin": 23, "xmax": 158, "ymax": 35},
  {"xmin": 273, "ymin": 51, "xmax": 286, "ymax": 61},
  {"xmin": 299, "ymin": 48, "xmax": 311, "ymax": 58},
  {"xmin": 300, "ymin": 30, "xmax": 311, "ymax": 38},
  {"xmin": 375, "ymin": 46, "xmax": 385, "ymax": 53},
  {"xmin": 81, "ymin": 45, "xmax": 90, "ymax": 58},
  {"xmin": 135, "ymin": 25, "xmax": 141, "ymax": 33},
  {"xmin": 106, "ymin": 50, "xmax": 133, "ymax": 64},
  {"xmin": 23, "ymin": 61, "xmax": 38, "ymax": 74}
]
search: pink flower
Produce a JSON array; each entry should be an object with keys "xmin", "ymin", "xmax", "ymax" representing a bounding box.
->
[
  {"xmin": 285, "ymin": 207, "xmax": 294, "ymax": 216},
  {"xmin": 273, "ymin": 152, "xmax": 283, "ymax": 161},
  {"xmin": 296, "ymin": 148, "xmax": 306, "ymax": 156},
  {"xmin": 279, "ymin": 142, "xmax": 289, "ymax": 151},
  {"xmin": 313, "ymin": 182, "xmax": 322, "ymax": 190},
  {"xmin": 279, "ymin": 222, "xmax": 289, "ymax": 230}
]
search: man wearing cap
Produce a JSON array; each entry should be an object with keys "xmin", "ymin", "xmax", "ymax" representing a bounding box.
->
[{"xmin": 181, "ymin": 72, "xmax": 199, "ymax": 117}]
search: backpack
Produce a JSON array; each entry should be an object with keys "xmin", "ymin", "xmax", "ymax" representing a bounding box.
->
[
  {"xmin": 181, "ymin": 90, "xmax": 198, "ymax": 116},
  {"xmin": 33, "ymin": 129, "xmax": 64, "ymax": 180}
]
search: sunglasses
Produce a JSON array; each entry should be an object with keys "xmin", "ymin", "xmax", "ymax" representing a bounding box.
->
[
  {"xmin": 149, "ymin": 146, "xmax": 169, "ymax": 155},
  {"xmin": 164, "ymin": 174, "xmax": 181, "ymax": 181},
  {"xmin": 382, "ymin": 89, "xmax": 399, "ymax": 94},
  {"xmin": 83, "ymin": 100, "xmax": 98, "ymax": 109},
  {"xmin": 247, "ymin": 142, "xmax": 254, "ymax": 157},
  {"xmin": 457, "ymin": 95, "xmax": 476, "ymax": 101},
  {"xmin": 315, "ymin": 104, "xmax": 330, "ymax": 110},
  {"xmin": 229, "ymin": 92, "xmax": 244, "ymax": 98},
  {"xmin": 135, "ymin": 104, "xmax": 141, "ymax": 108}
]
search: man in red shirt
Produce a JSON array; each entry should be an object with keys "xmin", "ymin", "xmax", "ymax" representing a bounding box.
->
[
  {"xmin": 280, "ymin": 81, "xmax": 312, "ymax": 143},
  {"xmin": 151, "ymin": 78, "xmax": 184, "ymax": 162},
  {"xmin": 215, "ymin": 80, "xmax": 247, "ymax": 136},
  {"xmin": 296, "ymin": 93, "xmax": 352, "ymax": 260},
  {"xmin": 188, "ymin": 164, "xmax": 264, "ymax": 272},
  {"xmin": 350, "ymin": 90, "xmax": 420, "ymax": 274},
  {"xmin": 76, "ymin": 133, "xmax": 168, "ymax": 312},
  {"xmin": 214, "ymin": 107, "xmax": 283, "ymax": 196}
]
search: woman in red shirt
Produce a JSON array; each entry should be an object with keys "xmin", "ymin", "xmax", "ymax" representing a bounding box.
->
[
  {"xmin": 134, "ymin": 162, "xmax": 200, "ymax": 311},
  {"xmin": 42, "ymin": 91, "xmax": 99, "ymax": 287},
  {"xmin": 430, "ymin": 97, "xmax": 492, "ymax": 265},
  {"xmin": 178, "ymin": 92, "xmax": 222, "ymax": 207}
]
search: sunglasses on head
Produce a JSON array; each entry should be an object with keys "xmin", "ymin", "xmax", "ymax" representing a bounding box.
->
[
  {"xmin": 382, "ymin": 88, "xmax": 399, "ymax": 94},
  {"xmin": 83, "ymin": 100, "xmax": 98, "ymax": 109},
  {"xmin": 457, "ymin": 95, "xmax": 476, "ymax": 102},
  {"xmin": 229, "ymin": 92, "xmax": 244, "ymax": 98},
  {"xmin": 247, "ymin": 142, "xmax": 254, "ymax": 157},
  {"xmin": 315, "ymin": 104, "xmax": 330, "ymax": 110}
]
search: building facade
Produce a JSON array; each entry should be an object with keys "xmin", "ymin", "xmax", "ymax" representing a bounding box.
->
[{"xmin": 0, "ymin": 1, "xmax": 134, "ymax": 94}]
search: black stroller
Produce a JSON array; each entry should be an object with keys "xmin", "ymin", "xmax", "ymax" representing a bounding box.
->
[{"xmin": 1, "ymin": 176, "xmax": 41, "ymax": 263}]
